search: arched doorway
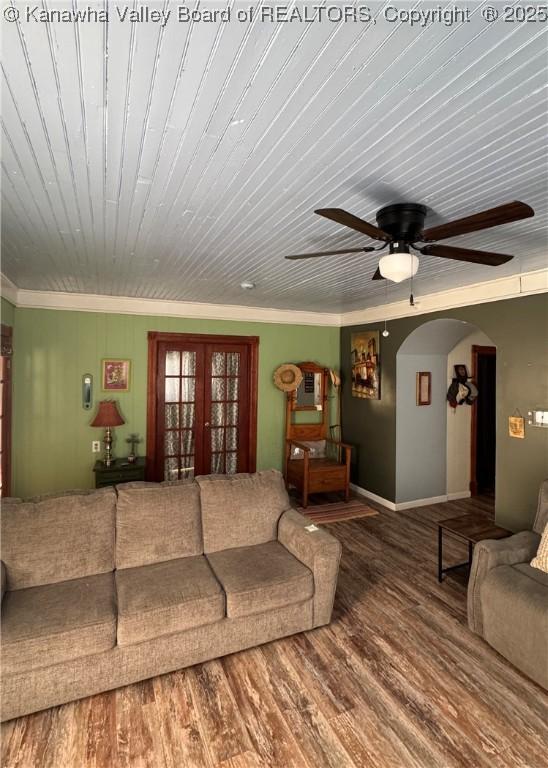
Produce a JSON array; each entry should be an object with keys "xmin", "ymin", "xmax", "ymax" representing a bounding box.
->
[{"xmin": 395, "ymin": 319, "xmax": 496, "ymax": 507}]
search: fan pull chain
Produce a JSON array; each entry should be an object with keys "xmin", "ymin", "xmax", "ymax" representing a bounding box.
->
[
  {"xmin": 409, "ymin": 252, "xmax": 415, "ymax": 306},
  {"xmin": 382, "ymin": 280, "xmax": 390, "ymax": 337}
]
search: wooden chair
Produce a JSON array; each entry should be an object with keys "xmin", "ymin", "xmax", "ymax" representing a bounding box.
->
[{"xmin": 284, "ymin": 362, "xmax": 351, "ymax": 508}]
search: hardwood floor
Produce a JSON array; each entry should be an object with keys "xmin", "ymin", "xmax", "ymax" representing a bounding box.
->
[{"xmin": 2, "ymin": 496, "xmax": 547, "ymax": 768}]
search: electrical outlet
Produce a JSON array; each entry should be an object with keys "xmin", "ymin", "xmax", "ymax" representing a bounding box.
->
[{"xmin": 92, "ymin": 440, "xmax": 101, "ymax": 453}]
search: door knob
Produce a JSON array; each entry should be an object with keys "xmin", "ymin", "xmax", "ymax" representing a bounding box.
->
[{"xmin": 204, "ymin": 422, "xmax": 210, "ymax": 427}]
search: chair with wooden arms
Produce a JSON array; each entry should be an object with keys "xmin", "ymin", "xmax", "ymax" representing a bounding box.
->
[{"xmin": 284, "ymin": 362, "xmax": 351, "ymax": 508}]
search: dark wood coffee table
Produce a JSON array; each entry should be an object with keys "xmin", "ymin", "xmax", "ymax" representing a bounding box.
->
[{"xmin": 438, "ymin": 513, "xmax": 511, "ymax": 582}]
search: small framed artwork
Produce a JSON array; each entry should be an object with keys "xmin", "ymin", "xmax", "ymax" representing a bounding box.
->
[
  {"xmin": 416, "ymin": 371, "xmax": 432, "ymax": 406},
  {"xmin": 454, "ymin": 364, "xmax": 468, "ymax": 381},
  {"xmin": 508, "ymin": 416, "xmax": 525, "ymax": 439},
  {"xmin": 102, "ymin": 359, "xmax": 131, "ymax": 391}
]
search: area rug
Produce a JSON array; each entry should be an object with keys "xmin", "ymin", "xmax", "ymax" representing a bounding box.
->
[{"xmin": 295, "ymin": 497, "xmax": 379, "ymax": 524}]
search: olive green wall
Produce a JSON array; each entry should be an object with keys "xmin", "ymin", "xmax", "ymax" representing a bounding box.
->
[
  {"xmin": 341, "ymin": 293, "xmax": 548, "ymax": 531},
  {"xmin": 1, "ymin": 298, "xmax": 15, "ymax": 327},
  {"xmin": 12, "ymin": 309, "xmax": 339, "ymax": 497}
]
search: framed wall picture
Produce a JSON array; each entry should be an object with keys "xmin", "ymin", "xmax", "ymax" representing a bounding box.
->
[
  {"xmin": 508, "ymin": 416, "xmax": 525, "ymax": 439},
  {"xmin": 102, "ymin": 359, "xmax": 131, "ymax": 392},
  {"xmin": 416, "ymin": 371, "xmax": 432, "ymax": 406},
  {"xmin": 351, "ymin": 330, "xmax": 380, "ymax": 399}
]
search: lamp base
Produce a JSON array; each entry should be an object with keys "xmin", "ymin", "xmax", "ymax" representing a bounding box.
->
[{"xmin": 103, "ymin": 427, "xmax": 113, "ymax": 467}]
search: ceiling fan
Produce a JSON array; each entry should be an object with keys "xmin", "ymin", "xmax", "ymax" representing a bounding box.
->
[{"xmin": 285, "ymin": 201, "xmax": 534, "ymax": 283}]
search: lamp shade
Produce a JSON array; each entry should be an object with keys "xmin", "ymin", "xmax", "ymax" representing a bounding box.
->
[
  {"xmin": 90, "ymin": 400, "xmax": 125, "ymax": 427},
  {"xmin": 379, "ymin": 252, "xmax": 419, "ymax": 283}
]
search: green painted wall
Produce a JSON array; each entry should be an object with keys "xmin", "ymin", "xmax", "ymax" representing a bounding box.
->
[
  {"xmin": 12, "ymin": 309, "xmax": 339, "ymax": 498},
  {"xmin": 341, "ymin": 293, "xmax": 548, "ymax": 531},
  {"xmin": 1, "ymin": 298, "xmax": 15, "ymax": 327}
]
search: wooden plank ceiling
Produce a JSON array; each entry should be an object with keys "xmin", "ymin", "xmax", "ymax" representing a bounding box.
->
[{"xmin": 2, "ymin": 2, "xmax": 547, "ymax": 312}]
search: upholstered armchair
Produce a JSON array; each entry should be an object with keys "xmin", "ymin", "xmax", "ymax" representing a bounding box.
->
[{"xmin": 467, "ymin": 480, "xmax": 548, "ymax": 689}]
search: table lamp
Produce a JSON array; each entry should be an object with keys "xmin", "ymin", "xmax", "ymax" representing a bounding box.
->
[{"xmin": 90, "ymin": 400, "xmax": 125, "ymax": 467}]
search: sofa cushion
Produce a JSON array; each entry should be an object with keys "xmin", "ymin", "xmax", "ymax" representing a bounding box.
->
[
  {"xmin": 1, "ymin": 489, "xmax": 116, "ymax": 589},
  {"xmin": 481, "ymin": 563, "xmax": 548, "ymax": 689},
  {"xmin": 116, "ymin": 556, "xmax": 224, "ymax": 646},
  {"xmin": 513, "ymin": 561, "xmax": 548, "ymax": 586},
  {"xmin": 116, "ymin": 482, "xmax": 202, "ymax": 569},
  {"xmin": 206, "ymin": 540, "xmax": 314, "ymax": 619},
  {"xmin": 2, "ymin": 572, "xmax": 116, "ymax": 675},
  {"xmin": 197, "ymin": 470, "xmax": 290, "ymax": 553}
]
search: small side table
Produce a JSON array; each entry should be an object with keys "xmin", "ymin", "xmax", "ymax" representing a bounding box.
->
[
  {"xmin": 438, "ymin": 513, "xmax": 511, "ymax": 582},
  {"xmin": 93, "ymin": 457, "xmax": 146, "ymax": 488}
]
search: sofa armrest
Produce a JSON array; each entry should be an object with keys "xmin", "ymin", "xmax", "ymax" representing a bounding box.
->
[
  {"xmin": 278, "ymin": 508, "xmax": 342, "ymax": 627},
  {"xmin": 467, "ymin": 530, "xmax": 540, "ymax": 635},
  {"xmin": 1, "ymin": 560, "xmax": 6, "ymax": 603}
]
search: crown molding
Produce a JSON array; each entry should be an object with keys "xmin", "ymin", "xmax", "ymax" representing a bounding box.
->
[
  {"xmin": 340, "ymin": 267, "xmax": 548, "ymax": 326},
  {"xmin": 7, "ymin": 286, "xmax": 340, "ymax": 327},
  {"xmin": 2, "ymin": 267, "xmax": 546, "ymax": 328},
  {"xmin": 0, "ymin": 274, "xmax": 18, "ymax": 305}
]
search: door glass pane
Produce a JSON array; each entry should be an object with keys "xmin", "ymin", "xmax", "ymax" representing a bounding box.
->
[
  {"xmin": 181, "ymin": 429, "xmax": 194, "ymax": 455},
  {"xmin": 211, "ymin": 428, "xmax": 224, "ymax": 452},
  {"xmin": 180, "ymin": 455, "xmax": 195, "ymax": 480},
  {"xmin": 181, "ymin": 403, "xmax": 195, "ymax": 428},
  {"xmin": 211, "ymin": 378, "xmax": 225, "ymax": 401},
  {"xmin": 165, "ymin": 404, "xmax": 179, "ymax": 428},
  {"xmin": 182, "ymin": 351, "xmax": 196, "ymax": 376},
  {"xmin": 211, "ymin": 453, "xmax": 224, "ymax": 474},
  {"xmin": 165, "ymin": 351, "xmax": 180, "ymax": 375},
  {"xmin": 165, "ymin": 458, "xmax": 179, "ymax": 481},
  {"xmin": 227, "ymin": 353, "xmax": 240, "ymax": 376},
  {"xmin": 227, "ymin": 378, "xmax": 239, "ymax": 401},
  {"xmin": 226, "ymin": 427, "xmax": 237, "ymax": 451},
  {"xmin": 165, "ymin": 430, "xmax": 179, "ymax": 455},
  {"xmin": 226, "ymin": 452, "xmax": 237, "ymax": 474},
  {"xmin": 165, "ymin": 378, "xmax": 179, "ymax": 402},
  {"xmin": 181, "ymin": 378, "xmax": 195, "ymax": 402},
  {"xmin": 211, "ymin": 352, "xmax": 226, "ymax": 376},
  {"xmin": 226, "ymin": 402, "xmax": 238, "ymax": 425},
  {"xmin": 211, "ymin": 402, "xmax": 225, "ymax": 427}
]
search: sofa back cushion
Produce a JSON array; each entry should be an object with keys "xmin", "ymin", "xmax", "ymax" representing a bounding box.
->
[
  {"xmin": 116, "ymin": 482, "xmax": 202, "ymax": 568},
  {"xmin": 533, "ymin": 480, "xmax": 548, "ymax": 534},
  {"xmin": 1, "ymin": 488, "xmax": 116, "ymax": 589},
  {"xmin": 197, "ymin": 470, "xmax": 290, "ymax": 553}
]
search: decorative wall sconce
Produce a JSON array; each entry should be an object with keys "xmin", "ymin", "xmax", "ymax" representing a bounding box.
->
[{"xmin": 82, "ymin": 374, "xmax": 93, "ymax": 410}]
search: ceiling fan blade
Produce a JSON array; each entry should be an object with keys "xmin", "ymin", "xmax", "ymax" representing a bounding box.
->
[
  {"xmin": 285, "ymin": 247, "xmax": 375, "ymax": 261},
  {"xmin": 422, "ymin": 201, "xmax": 534, "ymax": 242},
  {"xmin": 315, "ymin": 208, "xmax": 391, "ymax": 242},
  {"xmin": 420, "ymin": 244, "xmax": 513, "ymax": 266},
  {"xmin": 372, "ymin": 267, "xmax": 384, "ymax": 280}
]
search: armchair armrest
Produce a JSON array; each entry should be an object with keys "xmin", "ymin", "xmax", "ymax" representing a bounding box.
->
[
  {"xmin": 1, "ymin": 560, "xmax": 6, "ymax": 603},
  {"xmin": 467, "ymin": 530, "xmax": 540, "ymax": 635},
  {"xmin": 278, "ymin": 508, "xmax": 342, "ymax": 627},
  {"xmin": 325, "ymin": 438, "xmax": 352, "ymax": 458},
  {"xmin": 325, "ymin": 438, "xmax": 352, "ymax": 450}
]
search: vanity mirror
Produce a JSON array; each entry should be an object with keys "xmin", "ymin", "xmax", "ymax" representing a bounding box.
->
[{"xmin": 291, "ymin": 362, "xmax": 326, "ymax": 411}]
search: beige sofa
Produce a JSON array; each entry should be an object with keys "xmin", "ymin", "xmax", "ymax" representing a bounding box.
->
[
  {"xmin": 0, "ymin": 470, "xmax": 341, "ymax": 722},
  {"xmin": 467, "ymin": 481, "xmax": 548, "ymax": 689}
]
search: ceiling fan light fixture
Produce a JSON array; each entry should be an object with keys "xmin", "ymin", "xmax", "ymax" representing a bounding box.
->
[{"xmin": 378, "ymin": 243, "xmax": 419, "ymax": 283}]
